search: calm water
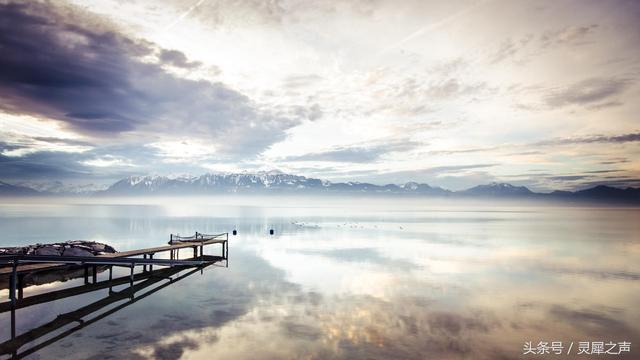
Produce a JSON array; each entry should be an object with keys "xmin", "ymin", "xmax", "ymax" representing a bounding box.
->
[{"xmin": 0, "ymin": 196, "xmax": 638, "ymax": 359}]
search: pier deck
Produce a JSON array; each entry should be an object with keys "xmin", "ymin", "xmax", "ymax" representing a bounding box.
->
[
  {"xmin": 0, "ymin": 233, "xmax": 228, "ymax": 276},
  {"xmin": 0, "ymin": 232, "xmax": 229, "ymax": 304}
]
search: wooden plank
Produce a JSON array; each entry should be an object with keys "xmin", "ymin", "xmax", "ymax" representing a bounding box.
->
[{"xmin": 101, "ymin": 238, "xmax": 225, "ymax": 258}]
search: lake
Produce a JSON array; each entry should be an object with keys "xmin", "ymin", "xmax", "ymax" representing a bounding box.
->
[{"xmin": 0, "ymin": 196, "xmax": 638, "ymax": 359}]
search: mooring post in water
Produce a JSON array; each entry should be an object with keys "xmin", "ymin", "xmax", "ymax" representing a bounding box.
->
[
  {"xmin": 84, "ymin": 264, "xmax": 89, "ymax": 284},
  {"xmin": 92, "ymin": 265, "xmax": 97, "ymax": 283},
  {"xmin": 143, "ymin": 254, "xmax": 147, "ymax": 272},
  {"xmin": 149, "ymin": 253, "xmax": 154, "ymax": 271}
]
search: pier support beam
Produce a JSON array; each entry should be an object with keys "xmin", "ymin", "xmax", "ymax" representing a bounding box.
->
[
  {"xmin": 9, "ymin": 263, "xmax": 17, "ymax": 304},
  {"xmin": 84, "ymin": 265, "xmax": 89, "ymax": 284},
  {"xmin": 92, "ymin": 265, "xmax": 97, "ymax": 283}
]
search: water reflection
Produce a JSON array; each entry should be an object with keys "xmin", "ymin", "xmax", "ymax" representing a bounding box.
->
[
  {"xmin": 0, "ymin": 257, "xmax": 225, "ymax": 359},
  {"xmin": 0, "ymin": 199, "xmax": 638, "ymax": 359}
]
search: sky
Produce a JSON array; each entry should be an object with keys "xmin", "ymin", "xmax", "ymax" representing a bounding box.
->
[{"xmin": 0, "ymin": 0, "xmax": 639, "ymax": 191}]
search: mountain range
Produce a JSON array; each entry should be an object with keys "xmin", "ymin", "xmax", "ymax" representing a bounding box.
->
[{"xmin": 1, "ymin": 171, "xmax": 639, "ymax": 204}]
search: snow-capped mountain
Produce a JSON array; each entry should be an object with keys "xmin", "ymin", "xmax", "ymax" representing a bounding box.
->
[
  {"xmin": 0, "ymin": 181, "xmax": 40, "ymax": 196},
  {"xmin": 1, "ymin": 173, "xmax": 638, "ymax": 203},
  {"xmin": 101, "ymin": 171, "xmax": 451, "ymax": 195},
  {"xmin": 460, "ymin": 182, "xmax": 534, "ymax": 197}
]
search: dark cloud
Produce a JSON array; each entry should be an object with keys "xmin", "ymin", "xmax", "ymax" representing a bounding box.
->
[
  {"xmin": 548, "ymin": 175, "xmax": 587, "ymax": 181},
  {"xmin": 0, "ymin": 151, "xmax": 92, "ymax": 180},
  {"xmin": 30, "ymin": 137, "xmax": 94, "ymax": 147},
  {"xmin": 544, "ymin": 78, "xmax": 632, "ymax": 108},
  {"xmin": 536, "ymin": 132, "xmax": 640, "ymax": 146},
  {"xmin": 548, "ymin": 305, "xmax": 634, "ymax": 335},
  {"xmin": 600, "ymin": 158, "xmax": 629, "ymax": 165},
  {"xmin": 0, "ymin": 1, "xmax": 298, "ymax": 155},
  {"xmin": 0, "ymin": 143, "xmax": 166, "ymax": 182},
  {"xmin": 158, "ymin": 49, "xmax": 202, "ymax": 69}
]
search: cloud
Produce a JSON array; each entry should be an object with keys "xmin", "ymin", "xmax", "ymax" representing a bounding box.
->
[
  {"xmin": 158, "ymin": 49, "xmax": 202, "ymax": 68},
  {"xmin": 539, "ymin": 24, "xmax": 598, "ymax": 48},
  {"xmin": 0, "ymin": 143, "xmax": 163, "ymax": 182},
  {"xmin": 490, "ymin": 35, "xmax": 533, "ymax": 64},
  {"xmin": 548, "ymin": 305, "xmax": 634, "ymax": 335},
  {"xmin": 536, "ymin": 132, "xmax": 640, "ymax": 146},
  {"xmin": 548, "ymin": 175, "xmax": 587, "ymax": 181},
  {"xmin": 282, "ymin": 74, "xmax": 324, "ymax": 89},
  {"xmin": 284, "ymin": 139, "xmax": 420, "ymax": 163},
  {"xmin": 0, "ymin": 151, "xmax": 92, "ymax": 180},
  {"xmin": 490, "ymin": 25, "xmax": 598, "ymax": 64},
  {"xmin": 544, "ymin": 78, "xmax": 632, "ymax": 108},
  {"xmin": 0, "ymin": 1, "xmax": 299, "ymax": 157}
]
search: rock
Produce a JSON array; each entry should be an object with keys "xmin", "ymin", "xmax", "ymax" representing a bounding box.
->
[
  {"xmin": 1, "ymin": 241, "xmax": 117, "ymax": 257},
  {"xmin": 35, "ymin": 246, "xmax": 61, "ymax": 256},
  {"xmin": 62, "ymin": 247, "xmax": 94, "ymax": 257},
  {"xmin": 90, "ymin": 243, "xmax": 106, "ymax": 252}
]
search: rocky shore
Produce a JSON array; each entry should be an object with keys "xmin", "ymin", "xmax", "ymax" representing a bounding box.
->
[{"xmin": 0, "ymin": 240, "xmax": 117, "ymax": 257}]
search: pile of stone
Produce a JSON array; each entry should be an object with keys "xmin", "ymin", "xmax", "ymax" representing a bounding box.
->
[{"xmin": 0, "ymin": 241, "xmax": 117, "ymax": 257}]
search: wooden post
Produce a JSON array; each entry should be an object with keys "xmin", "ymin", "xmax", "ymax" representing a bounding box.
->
[
  {"xmin": 92, "ymin": 265, "xmax": 97, "ymax": 283},
  {"xmin": 108, "ymin": 265, "xmax": 113, "ymax": 293},
  {"xmin": 193, "ymin": 246, "xmax": 197, "ymax": 258},
  {"xmin": 17, "ymin": 274, "xmax": 24, "ymax": 300},
  {"xmin": 10, "ymin": 306, "xmax": 15, "ymax": 340},
  {"xmin": 129, "ymin": 264, "xmax": 135, "ymax": 287},
  {"xmin": 149, "ymin": 253, "xmax": 154, "ymax": 271},
  {"xmin": 129, "ymin": 263, "xmax": 135, "ymax": 300},
  {"xmin": 143, "ymin": 254, "xmax": 147, "ymax": 272},
  {"xmin": 84, "ymin": 264, "xmax": 89, "ymax": 284}
]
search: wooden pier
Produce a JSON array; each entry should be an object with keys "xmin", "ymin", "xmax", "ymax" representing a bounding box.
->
[
  {"xmin": 0, "ymin": 232, "xmax": 229, "ymax": 305},
  {"xmin": 0, "ymin": 255, "xmax": 223, "ymax": 358}
]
